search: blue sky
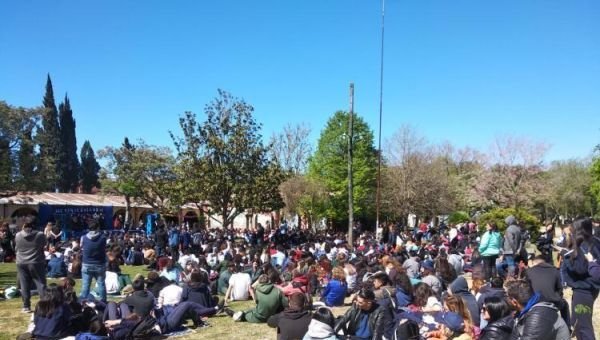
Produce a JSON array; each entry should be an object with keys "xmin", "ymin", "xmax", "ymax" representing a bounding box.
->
[{"xmin": 1, "ymin": 0, "xmax": 599, "ymax": 162}]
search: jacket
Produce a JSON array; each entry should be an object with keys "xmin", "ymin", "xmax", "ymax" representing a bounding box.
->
[
  {"xmin": 449, "ymin": 276, "xmax": 481, "ymax": 326},
  {"xmin": 480, "ymin": 315, "xmax": 513, "ymax": 340},
  {"xmin": 479, "ymin": 231, "xmax": 502, "ymax": 257},
  {"xmin": 47, "ymin": 256, "xmax": 68, "ymax": 278},
  {"xmin": 560, "ymin": 238, "xmax": 600, "ymax": 292},
  {"xmin": 321, "ymin": 279, "xmax": 347, "ymax": 307},
  {"xmin": 32, "ymin": 303, "xmax": 72, "ymax": 339},
  {"xmin": 512, "ymin": 294, "xmax": 570, "ymax": 340},
  {"xmin": 15, "ymin": 229, "xmax": 46, "ymax": 264},
  {"xmin": 503, "ymin": 217, "xmax": 521, "ymax": 255},
  {"xmin": 245, "ymin": 283, "xmax": 288, "ymax": 323},
  {"xmin": 303, "ymin": 319, "xmax": 338, "ymax": 340},
  {"xmin": 477, "ymin": 286, "xmax": 506, "ymax": 310},
  {"xmin": 267, "ymin": 308, "xmax": 312, "ymax": 340},
  {"xmin": 335, "ymin": 302, "xmax": 391, "ymax": 340},
  {"xmin": 81, "ymin": 231, "xmax": 107, "ymax": 265},
  {"xmin": 525, "ymin": 262, "xmax": 563, "ymax": 303},
  {"xmin": 122, "ymin": 290, "xmax": 156, "ymax": 317},
  {"xmin": 181, "ymin": 282, "xmax": 216, "ymax": 308}
]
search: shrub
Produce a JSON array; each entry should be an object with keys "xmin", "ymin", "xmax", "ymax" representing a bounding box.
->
[
  {"xmin": 477, "ymin": 208, "xmax": 540, "ymax": 240},
  {"xmin": 447, "ymin": 211, "xmax": 470, "ymax": 225}
]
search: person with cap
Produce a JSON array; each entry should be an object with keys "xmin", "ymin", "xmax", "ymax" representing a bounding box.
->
[
  {"xmin": 421, "ymin": 260, "xmax": 443, "ymax": 296},
  {"xmin": 267, "ymin": 292, "xmax": 312, "ymax": 340},
  {"xmin": 505, "ymin": 279, "xmax": 570, "ymax": 340},
  {"xmin": 447, "ymin": 276, "xmax": 481, "ymax": 327},
  {"xmin": 15, "ymin": 221, "xmax": 47, "ymax": 313},
  {"xmin": 335, "ymin": 288, "xmax": 392, "ymax": 340}
]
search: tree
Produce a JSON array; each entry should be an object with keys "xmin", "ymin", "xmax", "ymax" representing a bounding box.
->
[
  {"xmin": 58, "ymin": 94, "xmax": 80, "ymax": 192},
  {"xmin": 100, "ymin": 140, "xmax": 177, "ymax": 213},
  {"xmin": 308, "ymin": 111, "xmax": 377, "ymax": 226},
  {"xmin": 269, "ymin": 123, "xmax": 312, "ymax": 175},
  {"xmin": 543, "ymin": 159, "xmax": 594, "ymax": 219},
  {"xmin": 0, "ymin": 101, "xmax": 42, "ymax": 195},
  {"xmin": 590, "ymin": 146, "xmax": 600, "ymax": 217},
  {"xmin": 470, "ymin": 136, "xmax": 548, "ymax": 210},
  {"xmin": 171, "ymin": 90, "xmax": 282, "ymax": 228},
  {"xmin": 38, "ymin": 74, "xmax": 62, "ymax": 191},
  {"xmin": 80, "ymin": 140, "xmax": 100, "ymax": 193}
]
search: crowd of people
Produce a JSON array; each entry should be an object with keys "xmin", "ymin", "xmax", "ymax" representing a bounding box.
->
[{"xmin": 2, "ymin": 214, "xmax": 600, "ymax": 340}]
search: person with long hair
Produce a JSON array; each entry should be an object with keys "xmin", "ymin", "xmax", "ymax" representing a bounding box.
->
[
  {"xmin": 303, "ymin": 307, "xmax": 339, "ymax": 340},
  {"xmin": 479, "ymin": 296, "xmax": 513, "ymax": 340},
  {"xmin": 321, "ymin": 267, "xmax": 347, "ymax": 307},
  {"xmin": 479, "ymin": 223, "xmax": 502, "ymax": 282},
  {"xmin": 444, "ymin": 295, "xmax": 476, "ymax": 339},
  {"xmin": 561, "ymin": 218, "xmax": 600, "ymax": 340},
  {"xmin": 30, "ymin": 283, "xmax": 73, "ymax": 339}
]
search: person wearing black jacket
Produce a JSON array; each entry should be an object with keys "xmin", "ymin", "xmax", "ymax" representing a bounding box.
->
[
  {"xmin": 479, "ymin": 296, "xmax": 513, "ymax": 340},
  {"xmin": 121, "ymin": 278, "xmax": 156, "ymax": 317},
  {"xmin": 561, "ymin": 218, "xmax": 600, "ymax": 340},
  {"xmin": 267, "ymin": 292, "xmax": 312, "ymax": 340},
  {"xmin": 145, "ymin": 271, "xmax": 171, "ymax": 298},
  {"xmin": 505, "ymin": 279, "xmax": 569, "ymax": 340},
  {"xmin": 335, "ymin": 288, "xmax": 392, "ymax": 340},
  {"xmin": 154, "ymin": 225, "xmax": 168, "ymax": 257},
  {"xmin": 181, "ymin": 271, "xmax": 217, "ymax": 308},
  {"xmin": 525, "ymin": 255, "xmax": 570, "ymax": 329}
]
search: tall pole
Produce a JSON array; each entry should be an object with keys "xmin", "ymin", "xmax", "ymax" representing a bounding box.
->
[
  {"xmin": 376, "ymin": 0, "xmax": 385, "ymax": 233},
  {"xmin": 348, "ymin": 83, "xmax": 355, "ymax": 245}
]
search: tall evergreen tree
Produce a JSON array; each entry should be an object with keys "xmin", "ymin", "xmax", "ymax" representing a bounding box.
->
[
  {"xmin": 38, "ymin": 74, "xmax": 61, "ymax": 191},
  {"xmin": 80, "ymin": 140, "xmax": 100, "ymax": 193},
  {"xmin": 58, "ymin": 94, "xmax": 80, "ymax": 192},
  {"xmin": 17, "ymin": 125, "xmax": 36, "ymax": 188}
]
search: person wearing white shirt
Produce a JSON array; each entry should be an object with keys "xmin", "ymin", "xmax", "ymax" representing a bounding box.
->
[
  {"xmin": 158, "ymin": 282, "xmax": 183, "ymax": 307},
  {"xmin": 225, "ymin": 268, "xmax": 252, "ymax": 302}
]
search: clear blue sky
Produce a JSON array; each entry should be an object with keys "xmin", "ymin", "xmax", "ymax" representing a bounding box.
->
[{"xmin": 1, "ymin": 1, "xmax": 599, "ymax": 162}]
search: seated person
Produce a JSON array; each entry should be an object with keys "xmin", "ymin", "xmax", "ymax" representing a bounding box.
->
[
  {"xmin": 225, "ymin": 265, "xmax": 252, "ymax": 303},
  {"xmin": 47, "ymin": 253, "xmax": 68, "ymax": 278},
  {"xmin": 24, "ymin": 284, "xmax": 73, "ymax": 340},
  {"xmin": 321, "ymin": 267, "xmax": 347, "ymax": 307},
  {"xmin": 267, "ymin": 292, "xmax": 312, "ymax": 340},
  {"xmin": 225, "ymin": 274, "xmax": 288, "ymax": 323},
  {"xmin": 334, "ymin": 288, "xmax": 392, "ymax": 340},
  {"xmin": 303, "ymin": 307, "xmax": 338, "ymax": 340},
  {"xmin": 182, "ymin": 271, "xmax": 219, "ymax": 309}
]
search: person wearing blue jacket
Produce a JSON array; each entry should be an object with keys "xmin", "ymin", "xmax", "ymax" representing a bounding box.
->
[
  {"xmin": 479, "ymin": 222, "xmax": 502, "ymax": 282},
  {"xmin": 79, "ymin": 220, "xmax": 107, "ymax": 302},
  {"xmin": 321, "ymin": 267, "xmax": 347, "ymax": 307},
  {"xmin": 47, "ymin": 253, "xmax": 68, "ymax": 278}
]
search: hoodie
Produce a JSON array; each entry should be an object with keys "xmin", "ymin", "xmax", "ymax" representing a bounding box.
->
[
  {"xmin": 525, "ymin": 262, "xmax": 563, "ymax": 303},
  {"xmin": 245, "ymin": 283, "xmax": 288, "ymax": 323},
  {"xmin": 81, "ymin": 231, "xmax": 107, "ymax": 265},
  {"xmin": 267, "ymin": 308, "xmax": 312, "ymax": 340},
  {"xmin": 181, "ymin": 281, "xmax": 216, "ymax": 308},
  {"xmin": 449, "ymin": 276, "xmax": 481, "ymax": 326},
  {"xmin": 15, "ymin": 229, "xmax": 46, "ymax": 264},
  {"xmin": 303, "ymin": 319, "xmax": 338, "ymax": 340},
  {"xmin": 122, "ymin": 290, "xmax": 156, "ymax": 317},
  {"xmin": 502, "ymin": 216, "xmax": 521, "ymax": 255}
]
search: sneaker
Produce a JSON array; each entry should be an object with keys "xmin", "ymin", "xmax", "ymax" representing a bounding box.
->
[
  {"xmin": 197, "ymin": 320, "xmax": 211, "ymax": 329},
  {"xmin": 232, "ymin": 311, "xmax": 244, "ymax": 322},
  {"xmin": 224, "ymin": 307, "xmax": 235, "ymax": 317},
  {"xmin": 216, "ymin": 299, "xmax": 226, "ymax": 314},
  {"xmin": 21, "ymin": 307, "xmax": 32, "ymax": 313}
]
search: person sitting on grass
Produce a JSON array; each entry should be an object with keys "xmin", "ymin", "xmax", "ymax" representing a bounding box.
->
[
  {"xmin": 303, "ymin": 307, "xmax": 339, "ymax": 340},
  {"xmin": 267, "ymin": 292, "xmax": 312, "ymax": 340},
  {"xmin": 334, "ymin": 288, "xmax": 392, "ymax": 340},
  {"xmin": 18, "ymin": 283, "xmax": 73, "ymax": 340},
  {"xmin": 225, "ymin": 273, "xmax": 288, "ymax": 323},
  {"xmin": 181, "ymin": 270, "xmax": 219, "ymax": 309},
  {"xmin": 47, "ymin": 252, "xmax": 68, "ymax": 278},
  {"xmin": 321, "ymin": 267, "xmax": 347, "ymax": 307}
]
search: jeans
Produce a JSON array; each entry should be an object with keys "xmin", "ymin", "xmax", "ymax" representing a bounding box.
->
[
  {"xmin": 17, "ymin": 262, "xmax": 47, "ymax": 309},
  {"xmin": 497, "ymin": 254, "xmax": 515, "ymax": 278},
  {"xmin": 571, "ymin": 289, "xmax": 598, "ymax": 340},
  {"xmin": 481, "ymin": 255, "xmax": 498, "ymax": 281},
  {"xmin": 159, "ymin": 301, "xmax": 216, "ymax": 333},
  {"xmin": 80, "ymin": 263, "xmax": 107, "ymax": 302}
]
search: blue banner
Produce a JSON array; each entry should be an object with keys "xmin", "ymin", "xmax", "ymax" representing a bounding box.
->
[{"xmin": 38, "ymin": 204, "xmax": 113, "ymax": 238}]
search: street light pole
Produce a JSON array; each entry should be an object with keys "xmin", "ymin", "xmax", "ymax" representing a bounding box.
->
[
  {"xmin": 376, "ymin": 0, "xmax": 385, "ymax": 234},
  {"xmin": 348, "ymin": 83, "xmax": 355, "ymax": 245}
]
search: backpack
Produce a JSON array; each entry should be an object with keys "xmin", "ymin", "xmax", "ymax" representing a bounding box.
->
[{"xmin": 127, "ymin": 315, "xmax": 161, "ymax": 339}]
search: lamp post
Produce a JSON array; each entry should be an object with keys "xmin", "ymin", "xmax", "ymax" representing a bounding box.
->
[{"xmin": 376, "ymin": 0, "xmax": 385, "ymax": 233}]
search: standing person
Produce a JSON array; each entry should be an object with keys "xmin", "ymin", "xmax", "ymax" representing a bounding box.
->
[
  {"xmin": 561, "ymin": 218, "xmax": 600, "ymax": 340},
  {"xmin": 79, "ymin": 220, "xmax": 108, "ymax": 302},
  {"xmin": 15, "ymin": 221, "xmax": 47, "ymax": 313},
  {"xmin": 536, "ymin": 223, "xmax": 555, "ymax": 265},
  {"xmin": 479, "ymin": 223, "xmax": 502, "ymax": 282},
  {"xmin": 501, "ymin": 215, "xmax": 521, "ymax": 278},
  {"xmin": 154, "ymin": 224, "xmax": 168, "ymax": 257}
]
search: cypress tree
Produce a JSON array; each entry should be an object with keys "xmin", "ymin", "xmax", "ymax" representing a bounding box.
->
[
  {"xmin": 80, "ymin": 140, "xmax": 100, "ymax": 193},
  {"xmin": 17, "ymin": 125, "xmax": 36, "ymax": 189},
  {"xmin": 39, "ymin": 74, "xmax": 61, "ymax": 191},
  {"xmin": 58, "ymin": 94, "xmax": 80, "ymax": 192}
]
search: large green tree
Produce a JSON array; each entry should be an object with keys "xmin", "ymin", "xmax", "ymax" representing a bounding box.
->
[
  {"xmin": 308, "ymin": 111, "xmax": 377, "ymax": 226},
  {"xmin": 58, "ymin": 95, "xmax": 80, "ymax": 192},
  {"xmin": 38, "ymin": 74, "xmax": 62, "ymax": 191},
  {"xmin": 172, "ymin": 90, "xmax": 283, "ymax": 228},
  {"xmin": 590, "ymin": 145, "xmax": 600, "ymax": 217},
  {"xmin": 80, "ymin": 140, "xmax": 100, "ymax": 193}
]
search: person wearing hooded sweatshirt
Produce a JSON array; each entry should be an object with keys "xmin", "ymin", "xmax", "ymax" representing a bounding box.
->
[
  {"xmin": 500, "ymin": 216, "xmax": 521, "ymax": 278},
  {"xmin": 120, "ymin": 277, "xmax": 156, "ymax": 317},
  {"xmin": 267, "ymin": 292, "xmax": 312, "ymax": 340},
  {"xmin": 227, "ymin": 274, "xmax": 288, "ymax": 323},
  {"xmin": 303, "ymin": 307, "xmax": 339, "ymax": 340},
  {"xmin": 79, "ymin": 220, "xmax": 108, "ymax": 302},
  {"xmin": 15, "ymin": 221, "xmax": 47, "ymax": 313},
  {"xmin": 525, "ymin": 255, "xmax": 570, "ymax": 330},
  {"xmin": 448, "ymin": 276, "xmax": 480, "ymax": 327},
  {"xmin": 181, "ymin": 270, "xmax": 218, "ymax": 309},
  {"xmin": 505, "ymin": 279, "xmax": 569, "ymax": 340}
]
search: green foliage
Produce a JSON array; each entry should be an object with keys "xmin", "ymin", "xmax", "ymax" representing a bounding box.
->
[
  {"xmin": 478, "ymin": 207, "xmax": 540, "ymax": 239},
  {"xmin": 38, "ymin": 74, "xmax": 62, "ymax": 191},
  {"xmin": 591, "ymin": 155, "xmax": 600, "ymax": 213},
  {"xmin": 58, "ymin": 95, "xmax": 80, "ymax": 192},
  {"xmin": 448, "ymin": 211, "xmax": 470, "ymax": 224},
  {"xmin": 308, "ymin": 111, "xmax": 377, "ymax": 226},
  {"xmin": 80, "ymin": 140, "xmax": 100, "ymax": 193},
  {"xmin": 172, "ymin": 90, "xmax": 283, "ymax": 227}
]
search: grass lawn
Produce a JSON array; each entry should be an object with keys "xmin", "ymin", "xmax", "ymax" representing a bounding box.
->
[{"xmin": 0, "ymin": 263, "xmax": 351, "ymax": 340}]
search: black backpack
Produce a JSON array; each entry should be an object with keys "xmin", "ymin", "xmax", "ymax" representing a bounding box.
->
[{"xmin": 127, "ymin": 315, "xmax": 161, "ymax": 339}]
